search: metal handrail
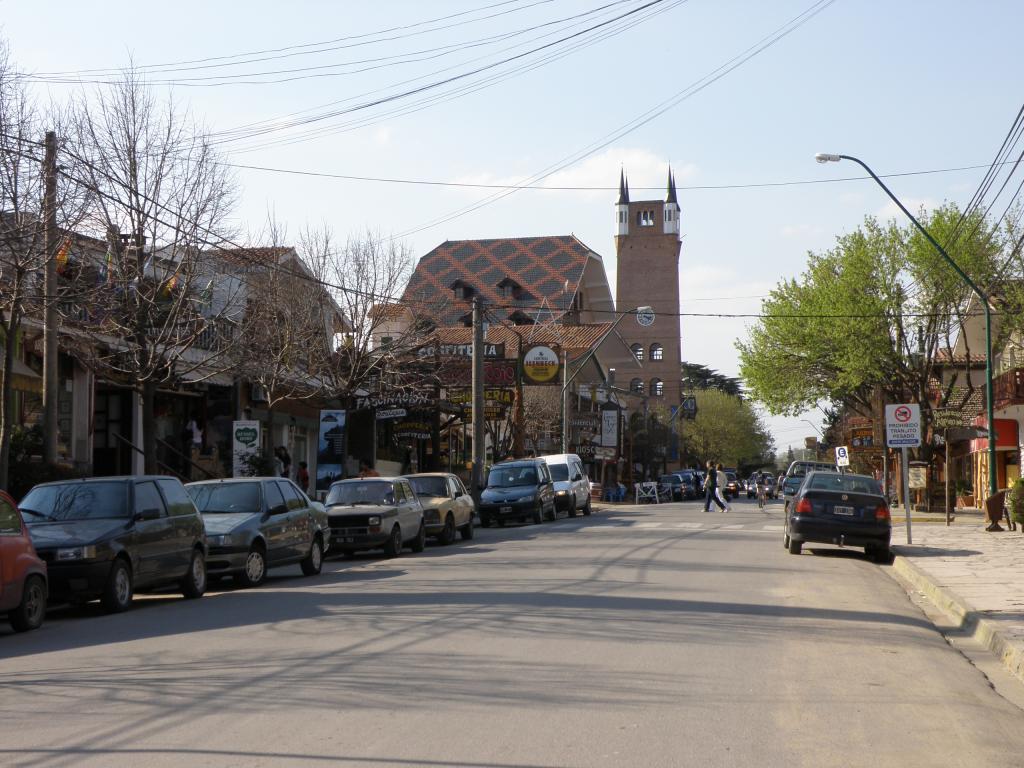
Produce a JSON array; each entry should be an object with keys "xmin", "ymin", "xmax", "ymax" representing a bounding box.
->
[
  {"xmin": 155, "ymin": 437, "xmax": 216, "ymax": 479},
  {"xmin": 111, "ymin": 432, "xmax": 183, "ymax": 480}
]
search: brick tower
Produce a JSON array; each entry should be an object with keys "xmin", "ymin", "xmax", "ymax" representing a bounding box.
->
[{"xmin": 614, "ymin": 169, "xmax": 682, "ymax": 460}]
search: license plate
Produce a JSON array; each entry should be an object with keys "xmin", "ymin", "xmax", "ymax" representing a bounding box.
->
[
  {"xmin": 344, "ymin": 537, "xmax": 355, "ymax": 543},
  {"xmin": 833, "ymin": 505, "xmax": 855, "ymax": 516},
  {"xmin": 500, "ymin": 506, "xmax": 512, "ymax": 514}
]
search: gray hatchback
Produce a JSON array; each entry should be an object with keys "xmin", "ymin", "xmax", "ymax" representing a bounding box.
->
[{"xmin": 186, "ymin": 478, "xmax": 329, "ymax": 587}]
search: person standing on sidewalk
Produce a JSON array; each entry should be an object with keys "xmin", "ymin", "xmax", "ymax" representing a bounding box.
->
[
  {"xmin": 703, "ymin": 460, "xmax": 726, "ymax": 512},
  {"xmin": 715, "ymin": 462, "xmax": 732, "ymax": 513}
]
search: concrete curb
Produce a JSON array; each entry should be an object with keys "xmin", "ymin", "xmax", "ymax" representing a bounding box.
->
[{"xmin": 891, "ymin": 553, "xmax": 1024, "ymax": 685}]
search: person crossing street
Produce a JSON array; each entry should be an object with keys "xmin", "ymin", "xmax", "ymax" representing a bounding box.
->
[
  {"xmin": 703, "ymin": 460, "xmax": 726, "ymax": 513},
  {"xmin": 715, "ymin": 462, "xmax": 732, "ymax": 512}
]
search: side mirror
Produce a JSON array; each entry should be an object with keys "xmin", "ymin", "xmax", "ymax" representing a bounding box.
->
[
  {"xmin": 135, "ymin": 508, "xmax": 161, "ymax": 522},
  {"xmin": 270, "ymin": 504, "xmax": 288, "ymax": 516}
]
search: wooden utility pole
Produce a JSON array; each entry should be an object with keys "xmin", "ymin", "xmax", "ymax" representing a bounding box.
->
[
  {"xmin": 470, "ymin": 297, "xmax": 485, "ymax": 502},
  {"xmin": 42, "ymin": 131, "xmax": 59, "ymax": 464}
]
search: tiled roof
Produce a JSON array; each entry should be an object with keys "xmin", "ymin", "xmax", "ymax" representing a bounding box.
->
[
  {"xmin": 401, "ymin": 236, "xmax": 595, "ymax": 326},
  {"xmin": 934, "ymin": 348, "xmax": 984, "ymax": 366},
  {"xmin": 205, "ymin": 246, "xmax": 296, "ymax": 269},
  {"xmin": 370, "ymin": 303, "xmax": 409, "ymax": 321},
  {"xmin": 429, "ymin": 322, "xmax": 615, "ymax": 354}
]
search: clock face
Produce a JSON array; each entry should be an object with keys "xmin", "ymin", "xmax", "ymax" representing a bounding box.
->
[{"xmin": 636, "ymin": 308, "xmax": 655, "ymax": 327}]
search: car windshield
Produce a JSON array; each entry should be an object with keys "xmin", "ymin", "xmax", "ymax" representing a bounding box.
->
[
  {"xmin": 659, "ymin": 475, "xmax": 678, "ymax": 484},
  {"xmin": 548, "ymin": 463, "xmax": 569, "ymax": 482},
  {"xmin": 187, "ymin": 483, "xmax": 261, "ymax": 514},
  {"xmin": 326, "ymin": 481, "xmax": 393, "ymax": 506},
  {"xmin": 20, "ymin": 482, "xmax": 128, "ymax": 521},
  {"xmin": 488, "ymin": 466, "xmax": 537, "ymax": 487},
  {"xmin": 807, "ymin": 474, "xmax": 881, "ymax": 495},
  {"xmin": 407, "ymin": 476, "xmax": 448, "ymax": 498}
]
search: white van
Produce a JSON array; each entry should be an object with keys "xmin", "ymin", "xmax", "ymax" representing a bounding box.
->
[{"xmin": 540, "ymin": 454, "xmax": 592, "ymax": 517}]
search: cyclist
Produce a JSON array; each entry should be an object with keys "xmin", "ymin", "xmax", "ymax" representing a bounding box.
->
[{"xmin": 757, "ymin": 472, "xmax": 771, "ymax": 509}]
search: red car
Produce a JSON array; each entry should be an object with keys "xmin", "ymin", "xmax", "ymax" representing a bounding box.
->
[{"xmin": 0, "ymin": 490, "xmax": 47, "ymax": 632}]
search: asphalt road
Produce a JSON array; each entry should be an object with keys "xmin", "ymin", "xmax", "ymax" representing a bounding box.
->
[{"xmin": 2, "ymin": 498, "xmax": 1024, "ymax": 768}]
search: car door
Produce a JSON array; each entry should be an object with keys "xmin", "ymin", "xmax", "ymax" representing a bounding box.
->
[
  {"xmin": 277, "ymin": 480, "xmax": 311, "ymax": 558},
  {"xmin": 156, "ymin": 479, "xmax": 199, "ymax": 576},
  {"xmin": 397, "ymin": 480, "xmax": 420, "ymax": 539},
  {"xmin": 571, "ymin": 459, "xmax": 588, "ymax": 507},
  {"xmin": 262, "ymin": 480, "xmax": 290, "ymax": 566},
  {"xmin": 0, "ymin": 494, "xmax": 22, "ymax": 609},
  {"xmin": 131, "ymin": 480, "xmax": 171, "ymax": 586},
  {"xmin": 448, "ymin": 476, "xmax": 470, "ymax": 528}
]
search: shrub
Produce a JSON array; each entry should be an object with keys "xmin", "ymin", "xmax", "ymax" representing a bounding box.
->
[{"xmin": 1009, "ymin": 481, "xmax": 1024, "ymax": 527}]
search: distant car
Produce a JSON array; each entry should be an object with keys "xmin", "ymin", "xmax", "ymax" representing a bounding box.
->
[
  {"xmin": 784, "ymin": 471, "xmax": 891, "ymax": 562},
  {"xmin": 724, "ymin": 471, "xmax": 741, "ymax": 500},
  {"xmin": 20, "ymin": 476, "xmax": 207, "ymax": 612},
  {"xmin": 403, "ymin": 473, "xmax": 475, "ymax": 544},
  {"xmin": 675, "ymin": 471, "xmax": 699, "ymax": 500},
  {"xmin": 782, "ymin": 460, "xmax": 839, "ymax": 504},
  {"xmin": 759, "ymin": 472, "xmax": 778, "ymax": 500},
  {"xmin": 0, "ymin": 490, "xmax": 47, "ymax": 632},
  {"xmin": 186, "ymin": 477, "xmax": 329, "ymax": 587},
  {"xmin": 540, "ymin": 454, "xmax": 592, "ymax": 516},
  {"xmin": 745, "ymin": 475, "xmax": 759, "ymax": 499},
  {"xmin": 325, "ymin": 477, "xmax": 425, "ymax": 557},
  {"xmin": 478, "ymin": 458, "xmax": 556, "ymax": 526},
  {"xmin": 658, "ymin": 474, "xmax": 686, "ymax": 501}
]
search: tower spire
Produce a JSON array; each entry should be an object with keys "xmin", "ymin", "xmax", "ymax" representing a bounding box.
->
[
  {"xmin": 666, "ymin": 166, "xmax": 678, "ymax": 204},
  {"xmin": 617, "ymin": 169, "xmax": 630, "ymax": 205}
]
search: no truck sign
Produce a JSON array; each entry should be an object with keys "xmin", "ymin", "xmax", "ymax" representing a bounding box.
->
[{"xmin": 885, "ymin": 403, "xmax": 921, "ymax": 448}]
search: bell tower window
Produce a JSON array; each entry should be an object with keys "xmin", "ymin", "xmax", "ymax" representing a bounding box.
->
[
  {"xmin": 630, "ymin": 378, "xmax": 645, "ymax": 394},
  {"xmin": 651, "ymin": 378, "xmax": 664, "ymax": 396},
  {"xmin": 650, "ymin": 343, "xmax": 664, "ymax": 361},
  {"xmin": 630, "ymin": 343, "xmax": 644, "ymax": 362},
  {"xmin": 637, "ymin": 210, "xmax": 655, "ymax": 227}
]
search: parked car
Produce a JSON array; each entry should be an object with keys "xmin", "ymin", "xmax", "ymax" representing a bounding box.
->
[
  {"xmin": 478, "ymin": 458, "xmax": 556, "ymax": 526},
  {"xmin": 185, "ymin": 478, "xmax": 328, "ymax": 587},
  {"xmin": 403, "ymin": 473, "xmax": 475, "ymax": 544},
  {"xmin": 776, "ymin": 474, "xmax": 786, "ymax": 497},
  {"xmin": 325, "ymin": 477, "xmax": 425, "ymax": 557},
  {"xmin": 658, "ymin": 474, "xmax": 686, "ymax": 501},
  {"xmin": 675, "ymin": 470, "xmax": 699, "ymax": 500},
  {"xmin": 19, "ymin": 476, "xmax": 207, "ymax": 612},
  {"xmin": 540, "ymin": 454, "xmax": 592, "ymax": 516},
  {"xmin": 784, "ymin": 470, "xmax": 891, "ymax": 562},
  {"xmin": 0, "ymin": 490, "xmax": 47, "ymax": 632}
]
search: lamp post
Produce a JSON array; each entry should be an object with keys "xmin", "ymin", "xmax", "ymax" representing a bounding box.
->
[{"xmin": 815, "ymin": 153, "xmax": 998, "ymax": 503}]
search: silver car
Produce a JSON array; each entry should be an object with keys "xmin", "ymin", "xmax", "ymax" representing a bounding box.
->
[
  {"xmin": 185, "ymin": 477, "xmax": 329, "ymax": 587},
  {"xmin": 325, "ymin": 477, "xmax": 425, "ymax": 557}
]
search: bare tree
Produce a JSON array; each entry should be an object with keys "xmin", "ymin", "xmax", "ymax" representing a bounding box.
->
[
  {"xmin": 520, "ymin": 387, "xmax": 561, "ymax": 456},
  {"xmin": 67, "ymin": 70, "xmax": 237, "ymax": 473}
]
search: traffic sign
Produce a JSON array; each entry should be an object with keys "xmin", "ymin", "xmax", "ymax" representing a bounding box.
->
[
  {"xmin": 835, "ymin": 446, "xmax": 850, "ymax": 467},
  {"xmin": 885, "ymin": 403, "xmax": 921, "ymax": 448}
]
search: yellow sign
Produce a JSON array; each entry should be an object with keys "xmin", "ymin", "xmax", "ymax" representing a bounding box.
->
[{"xmin": 522, "ymin": 344, "xmax": 561, "ymax": 385}]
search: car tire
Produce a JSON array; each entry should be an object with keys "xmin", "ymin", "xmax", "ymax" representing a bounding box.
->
[
  {"xmin": 237, "ymin": 544, "xmax": 267, "ymax": 588},
  {"xmin": 567, "ymin": 499, "xmax": 577, "ymax": 518},
  {"xmin": 867, "ymin": 545, "xmax": 891, "ymax": 564},
  {"xmin": 439, "ymin": 513, "xmax": 456, "ymax": 545},
  {"xmin": 383, "ymin": 525, "xmax": 403, "ymax": 558},
  {"xmin": 8, "ymin": 574, "xmax": 46, "ymax": 632},
  {"xmin": 459, "ymin": 517, "xmax": 475, "ymax": 540},
  {"xmin": 546, "ymin": 501, "xmax": 557, "ymax": 522},
  {"xmin": 301, "ymin": 535, "xmax": 324, "ymax": 576},
  {"xmin": 101, "ymin": 558, "xmax": 133, "ymax": 613},
  {"xmin": 181, "ymin": 547, "xmax": 207, "ymax": 599},
  {"xmin": 411, "ymin": 522, "xmax": 426, "ymax": 553},
  {"xmin": 788, "ymin": 538, "xmax": 802, "ymax": 555},
  {"xmin": 532, "ymin": 504, "xmax": 543, "ymax": 525},
  {"xmin": 582, "ymin": 497, "xmax": 592, "ymax": 516}
]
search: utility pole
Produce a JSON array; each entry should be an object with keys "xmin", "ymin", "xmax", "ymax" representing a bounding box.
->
[
  {"xmin": 470, "ymin": 297, "xmax": 485, "ymax": 503},
  {"xmin": 42, "ymin": 131, "xmax": 59, "ymax": 465}
]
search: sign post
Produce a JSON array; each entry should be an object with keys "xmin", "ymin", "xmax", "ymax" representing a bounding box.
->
[
  {"xmin": 885, "ymin": 403, "xmax": 922, "ymax": 545},
  {"xmin": 835, "ymin": 445, "xmax": 850, "ymax": 471}
]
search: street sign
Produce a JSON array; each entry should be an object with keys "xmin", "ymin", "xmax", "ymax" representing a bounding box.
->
[
  {"xmin": 835, "ymin": 446, "xmax": 850, "ymax": 467},
  {"xmin": 376, "ymin": 408, "xmax": 407, "ymax": 420},
  {"xmin": 909, "ymin": 464, "xmax": 927, "ymax": 490},
  {"xmin": 885, "ymin": 403, "xmax": 922, "ymax": 448}
]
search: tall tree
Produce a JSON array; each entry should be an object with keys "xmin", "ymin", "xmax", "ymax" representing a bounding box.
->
[
  {"xmin": 680, "ymin": 389, "xmax": 775, "ymax": 471},
  {"xmin": 68, "ymin": 70, "xmax": 237, "ymax": 473},
  {"xmin": 738, "ymin": 204, "xmax": 1024, "ymax": 468}
]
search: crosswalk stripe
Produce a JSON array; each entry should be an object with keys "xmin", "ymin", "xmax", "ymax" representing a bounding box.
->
[
  {"xmin": 635, "ymin": 522, "xmax": 663, "ymax": 528},
  {"xmin": 762, "ymin": 525, "xmax": 784, "ymax": 531},
  {"xmin": 722, "ymin": 524, "xmax": 744, "ymax": 530},
  {"xmin": 675, "ymin": 522, "xmax": 703, "ymax": 529}
]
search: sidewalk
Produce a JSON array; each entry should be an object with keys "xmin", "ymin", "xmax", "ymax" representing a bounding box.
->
[{"xmin": 890, "ymin": 515, "xmax": 1024, "ymax": 686}]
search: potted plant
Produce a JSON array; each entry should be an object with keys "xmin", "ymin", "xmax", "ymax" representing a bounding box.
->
[
  {"xmin": 954, "ymin": 479, "xmax": 974, "ymax": 509},
  {"xmin": 1008, "ymin": 481, "xmax": 1024, "ymax": 529}
]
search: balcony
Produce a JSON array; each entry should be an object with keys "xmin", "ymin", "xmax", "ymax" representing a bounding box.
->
[{"xmin": 993, "ymin": 367, "xmax": 1024, "ymax": 411}]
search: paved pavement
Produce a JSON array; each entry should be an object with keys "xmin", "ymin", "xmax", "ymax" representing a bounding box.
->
[{"xmin": 3, "ymin": 498, "xmax": 1024, "ymax": 767}]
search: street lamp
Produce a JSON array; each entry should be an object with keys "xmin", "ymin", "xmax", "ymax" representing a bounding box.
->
[{"xmin": 815, "ymin": 153, "xmax": 998, "ymax": 502}]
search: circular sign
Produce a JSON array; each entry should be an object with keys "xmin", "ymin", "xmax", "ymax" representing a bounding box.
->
[
  {"xmin": 522, "ymin": 344, "xmax": 561, "ymax": 384},
  {"xmin": 894, "ymin": 405, "xmax": 912, "ymax": 422},
  {"xmin": 636, "ymin": 306, "xmax": 655, "ymax": 327}
]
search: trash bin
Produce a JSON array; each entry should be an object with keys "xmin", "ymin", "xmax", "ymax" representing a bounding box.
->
[{"xmin": 984, "ymin": 490, "xmax": 1007, "ymax": 531}]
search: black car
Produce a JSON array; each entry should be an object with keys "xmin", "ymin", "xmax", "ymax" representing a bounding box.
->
[
  {"xmin": 784, "ymin": 471, "xmax": 891, "ymax": 562},
  {"xmin": 478, "ymin": 458, "xmax": 556, "ymax": 526},
  {"xmin": 658, "ymin": 474, "xmax": 686, "ymax": 501},
  {"xmin": 19, "ymin": 476, "xmax": 207, "ymax": 612},
  {"xmin": 724, "ymin": 471, "xmax": 741, "ymax": 500}
]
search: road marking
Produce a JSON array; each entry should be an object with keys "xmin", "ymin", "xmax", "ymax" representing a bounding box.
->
[
  {"xmin": 676, "ymin": 522, "xmax": 703, "ymax": 529},
  {"xmin": 762, "ymin": 525, "xmax": 784, "ymax": 531},
  {"xmin": 722, "ymin": 524, "xmax": 744, "ymax": 530},
  {"xmin": 635, "ymin": 522, "xmax": 663, "ymax": 529}
]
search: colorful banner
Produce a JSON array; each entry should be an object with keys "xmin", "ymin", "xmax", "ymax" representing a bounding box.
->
[{"xmin": 317, "ymin": 410, "xmax": 347, "ymax": 491}]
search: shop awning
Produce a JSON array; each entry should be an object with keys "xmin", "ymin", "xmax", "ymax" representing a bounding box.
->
[{"xmin": 7, "ymin": 359, "xmax": 41, "ymax": 393}]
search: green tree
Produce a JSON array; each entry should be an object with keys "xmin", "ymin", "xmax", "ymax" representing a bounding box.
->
[
  {"xmin": 681, "ymin": 361, "xmax": 742, "ymax": 397},
  {"xmin": 738, "ymin": 204, "xmax": 1024, "ymax": 466},
  {"xmin": 680, "ymin": 389, "xmax": 774, "ymax": 472}
]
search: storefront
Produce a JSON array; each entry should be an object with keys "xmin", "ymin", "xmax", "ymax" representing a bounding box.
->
[{"xmin": 971, "ymin": 416, "xmax": 1020, "ymax": 495}]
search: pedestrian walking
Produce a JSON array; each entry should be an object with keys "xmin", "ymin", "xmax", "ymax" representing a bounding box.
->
[
  {"xmin": 703, "ymin": 460, "xmax": 725, "ymax": 512},
  {"xmin": 715, "ymin": 462, "xmax": 731, "ymax": 512}
]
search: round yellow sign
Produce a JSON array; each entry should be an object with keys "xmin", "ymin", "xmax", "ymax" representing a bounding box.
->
[{"xmin": 523, "ymin": 344, "xmax": 560, "ymax": 384}]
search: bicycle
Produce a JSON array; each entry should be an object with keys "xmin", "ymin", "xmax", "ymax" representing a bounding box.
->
[{"xmin": 757, "ymin": 482, "xmax": 768, "ymax": 509}]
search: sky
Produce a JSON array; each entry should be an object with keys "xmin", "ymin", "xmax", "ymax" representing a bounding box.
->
[{"xmin": 2, "ymin": 0, "xmax": 1021, "ymax": 457}]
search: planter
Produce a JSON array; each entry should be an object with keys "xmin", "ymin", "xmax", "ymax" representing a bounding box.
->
[{"xmin": 956, "ymin": 494, "xmax": 974, "ymax": 508}]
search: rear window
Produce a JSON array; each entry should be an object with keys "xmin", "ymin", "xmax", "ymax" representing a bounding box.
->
[
  {"xmin": 807, "ymin": 474, "xmax": 881, "ymax": 494},
  {"xmin": 20, "ymin": 482, "xmax": 128, "ymax": 521},
  {"xmin": 188, "ymin": 482, "xmax": 261, "ymax": 514}
]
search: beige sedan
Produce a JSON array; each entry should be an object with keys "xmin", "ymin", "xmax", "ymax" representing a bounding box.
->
[{"xmin": 403, "ymin": 473, "xmax": 475, "ymax": 544}]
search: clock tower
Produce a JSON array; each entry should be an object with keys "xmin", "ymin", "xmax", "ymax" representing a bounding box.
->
[{"xmin": 614, "ymin": 168, "xmax": 682, "ymax": 441}]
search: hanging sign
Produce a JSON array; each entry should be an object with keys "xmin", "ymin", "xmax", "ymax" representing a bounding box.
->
[
  {"xmin": 232, "ymin": 420, "xmax": 261, "ymax": 477},
  {"xmin": 522, "ymin": 344, "xmax": 561, "ymax": 385}
]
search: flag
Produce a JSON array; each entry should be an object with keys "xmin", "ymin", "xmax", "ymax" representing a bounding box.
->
[{"xmin": 55, "ymin": 236, "xmax": 71, "ymax": 275}]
